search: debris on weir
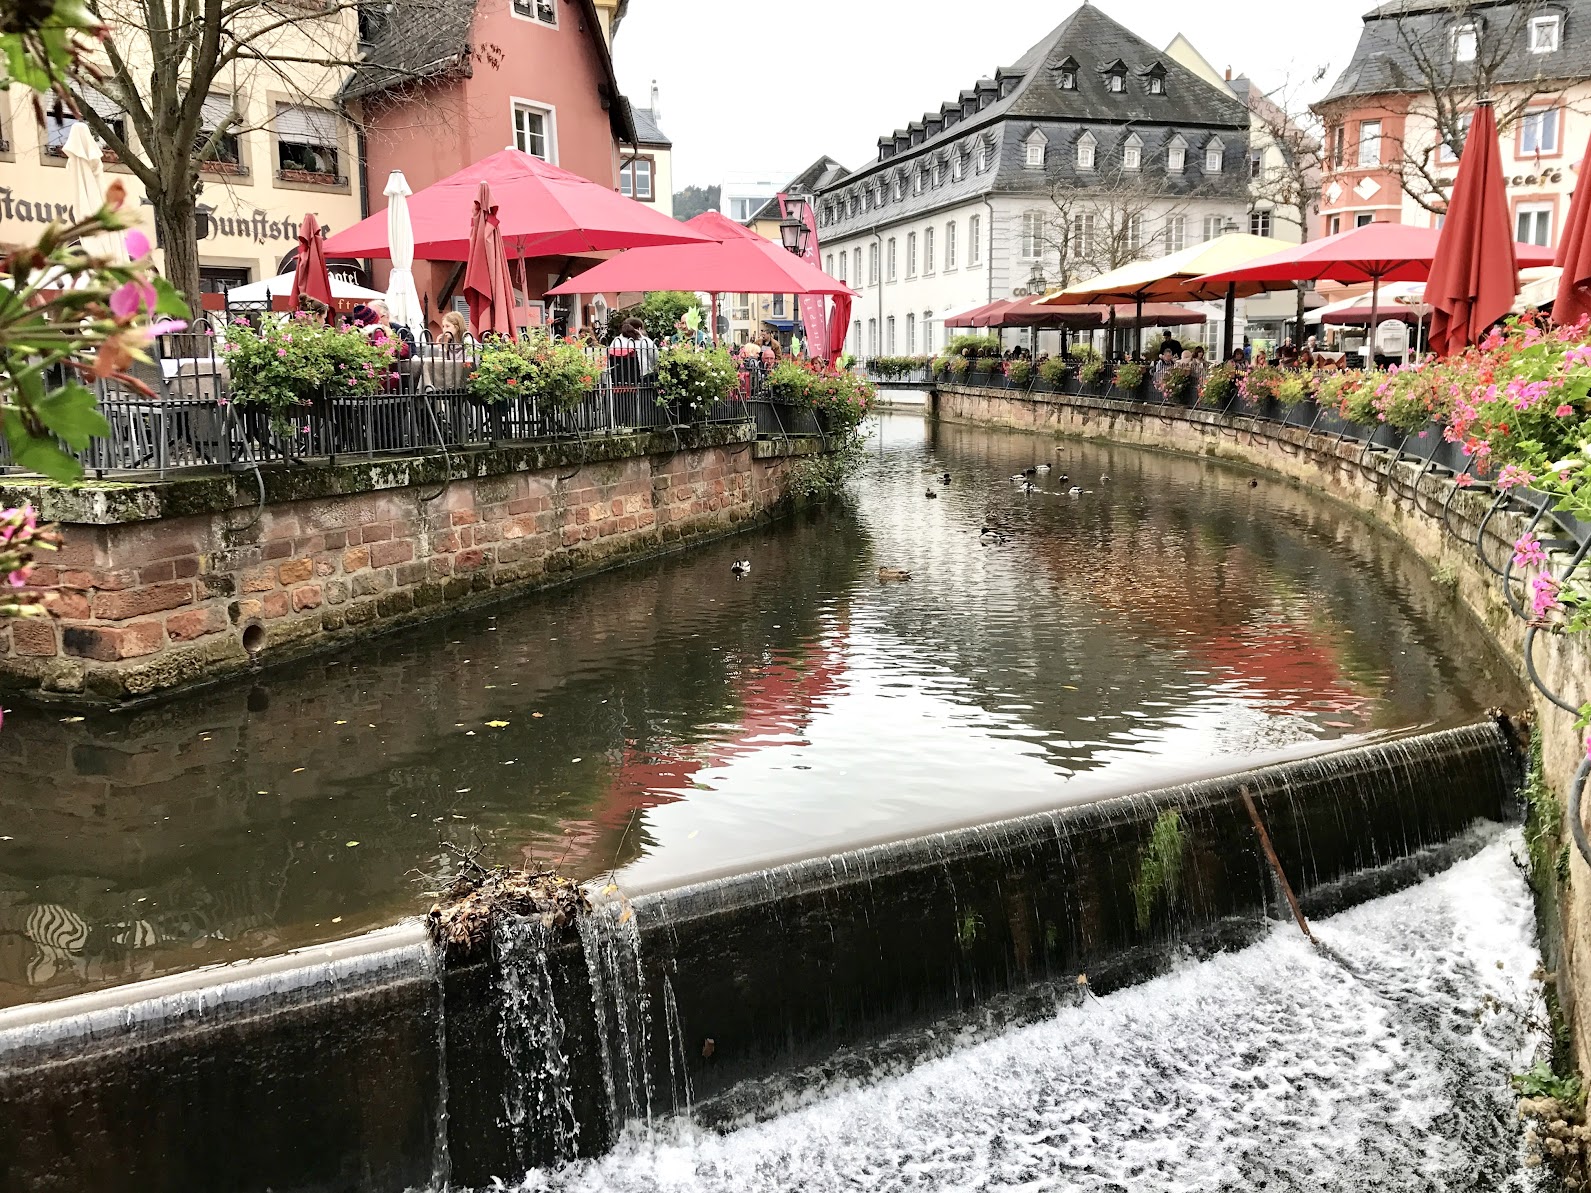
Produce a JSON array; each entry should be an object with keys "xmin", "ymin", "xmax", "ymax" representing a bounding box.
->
[{"xmin": 426, "ymin": 868, "xmax": 591, "ymax": 961}]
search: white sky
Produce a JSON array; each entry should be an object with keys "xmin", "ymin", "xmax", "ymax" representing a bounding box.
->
[{"xmin": 613, "ymin": 0, "xmax": 1373, "ymax": 190}]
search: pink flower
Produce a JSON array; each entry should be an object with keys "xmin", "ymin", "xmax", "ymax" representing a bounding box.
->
[
  {"xmin": 277, "ymin": 347, "xmax": 288, "ymax": 357},
  {"xmin": 124, "ymin": 229, "xmax": 151, "ymax": 259},
  {"xmin": 109, "ymin": 280, "xmax": 156, "ymax": 320},
  {"xmin": 1513, "ymin": 534, "xmax": 1548, "ymax": 570},
  {"xmin": 5, "ymin": 570, "xmax": 26, "ymax": 588},
  {"xmin": 1455, "ymin": 473, "xmax": 1474, "ymax": 487},
  {"xmin": 1558, "ymin": 404, "xmax": 1576, "ymax": 417},
  {"xmin": 1497, "ymin": 463, "xmax": 1535, "ymax": 490},
  {"xmin": 1532, "ymin": 574, "xmax": 1562, "ymax": 617}
]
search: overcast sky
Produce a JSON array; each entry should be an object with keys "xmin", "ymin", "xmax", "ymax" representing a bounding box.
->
[{"xmin": 613, "ymin": 0, "xmax": 1373, "ymax": 190}]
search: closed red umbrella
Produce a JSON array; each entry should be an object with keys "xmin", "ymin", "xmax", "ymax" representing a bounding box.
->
[
  {"xmin": 1555, "ymin": 132, "xmax": 1591, "ymax": 327},
  {"xmin": 323, "ymin": 149, "xmax": 711, "ymax": 262},
  {"xmin": 290, "ymin": 213, "xmax": 334, "ymax": 310},
  {"xmin": 463, "ymin": 182, "xmax": 516, "ymax": 338},
  {"xmin": 1424, "ymin": 102, "xmax": 1521, "ymax": 356},
  {"xmin": 827, "ymin": 292, "xmax": 853, "ymax": 361}
]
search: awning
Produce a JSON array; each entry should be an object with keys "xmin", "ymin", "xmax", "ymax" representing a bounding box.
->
[{"xmin": 761, "ymin": 318, "xmax": 800, "ymax": 331}]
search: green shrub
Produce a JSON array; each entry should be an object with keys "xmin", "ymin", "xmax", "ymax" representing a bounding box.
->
[
  {"xmin": 607, "ymin": 291, "xmax": 707, "ymax": 343},
  {"xmin": 221, "ymin": 315, "xmax": 394, "ymax": 430},
  {"xmin": 1199, "ymin": 364, "xmax": 1239, "ymax": 407},
  {"xmin": 947, "ymin": 356, "xmax": 971, "ymax": 378},
  {"xmin": 1276, "ymin": 373, "xmax": 1315, "ymax": 409},
  {"xmin": 1155, "ymin": 363, "xmax": 1197, "ymax": 401},
  {"xmin": 1007, "ymin": 359, "xmax": 1033, "ymax": 386},
  {"xmin": 947, "ymin": 333, "xmax": 1002, "ymax": 359},
  {"xmin": 1079, "ymin": 357, "xmax": 1112, "ymax": 386},
  {"xmin": 1067, "ymin": 344, "xmax": 1099, "ymax": 362},
  {"xmin": 1038, "ymin": 358, "xmax": 1070, "ymax": 387},
  {"xmin": 768, "ymin": 359, "xmax": 875, "ymax": 431},
  {"xmin": 1114, "ymin": 361, "xmax": 1147, "ymax": 391},
  {"xmin": 657, "ymin": 344, "xmax": 739, "ymax": 414}
]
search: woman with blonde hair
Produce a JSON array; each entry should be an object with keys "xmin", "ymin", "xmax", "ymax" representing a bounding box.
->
[{"xmin": 438, "ymin": 310, "xmax": 468, "ymax": 347}]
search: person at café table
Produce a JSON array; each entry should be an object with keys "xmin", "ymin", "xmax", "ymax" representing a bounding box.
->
[{"xmin": 437, "ymin": 310, "xmax": 468, "ymax": 347}]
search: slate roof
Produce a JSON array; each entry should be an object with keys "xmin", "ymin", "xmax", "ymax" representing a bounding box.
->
[
  {"xmin": 631, "ymin": 105, "xmax": 671, "ymax": 147},
  {"xmin": 1321, "ymin": 0, "xmax": 1591, "ymax": 104},
  {"xmin": 815, "ymin": 3, "xmax": 1250, "ymax": 237},
  {"xmin": 341, "ymin": 0, "xmax": 479, "ymax": 100},
  {"xmin": 745, "ymin": 155, "xmax": 849, "ymax": 223}
]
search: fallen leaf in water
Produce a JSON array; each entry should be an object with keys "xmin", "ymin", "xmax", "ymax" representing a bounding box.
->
[
  {"xmin": 602, "ymin": 883, "xmax": 619, "ymax": 895},
  {"xmin": 331, "ymin": 916, "xmax": 342, "ymax": 924},
  {"xmin": 456, "ymin": 788, "xmax": 472, "ymax": 794},
  {"xmin": 1062, "ymin": 685, "xmax": 1078, "ymax": 691},
  {"xmin": 571, "ymin": 757, "xmax": 583, "ymax": 763},
  {"xmin": 346, "ymin": 840, "xmax": 360, "ymax": 847},
  {"xmin": 61, "ymin": 716, "xmax": 84, "ymax": 724},
  {"xmin": 257, "ymin": 790, "xmax": 269, "ymax": 795},
  {"xmin": 292, "ymin": 767, "xmax": 306, "ymax": 774},
  {"xmin": 486, "ymin": 720, "xmax": 510, "ymax": 728},
  {"xmin": 0, "ymin": 836, "xmax": 12, "ymax": 841},
  {"xmin": 334, "ymin": 720, "xmax": 348, "ymax": 726},
  {"xmin": 532, "ymin": 712, "xmax": 544, "ymax": 718}
]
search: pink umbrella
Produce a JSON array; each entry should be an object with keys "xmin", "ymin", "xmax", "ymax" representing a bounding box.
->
[
  {"xmin": 463, "ymin": 182, "xmax": 516, "ymax": 338},
  {"xmin": 323, "ymin": 149, "xmax": 712, "ymax": 262}
]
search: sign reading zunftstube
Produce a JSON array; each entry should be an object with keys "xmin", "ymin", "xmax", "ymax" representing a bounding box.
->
[
  {"xmin": 779, "ymin": 192, "xmax": 831, "ymax": 363},
  {"xmin": 0, "ymin": 187, "xmax": 330, "ymax": 247}
]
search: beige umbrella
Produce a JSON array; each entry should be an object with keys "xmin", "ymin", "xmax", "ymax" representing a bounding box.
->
[{"xmin": 62, "ymin": 122, "xmax": 127, "ymax": 264}]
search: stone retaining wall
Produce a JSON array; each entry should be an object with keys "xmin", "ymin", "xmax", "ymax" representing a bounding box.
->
[
  {"xmin": 0, "ymin": 425, "xmax": 820, "ymax": 705},
  {"xmin": 932, "ymin": 381, "xmax": 1591, "ymax": 1072}
]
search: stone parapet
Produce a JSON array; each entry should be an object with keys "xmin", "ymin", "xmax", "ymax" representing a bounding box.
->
[{"xmin": 0, "ymin": 425, "xmax": 824, "ymax": 705}]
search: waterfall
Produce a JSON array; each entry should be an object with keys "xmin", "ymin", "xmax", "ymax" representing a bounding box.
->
[
  {"xmin": 494, "ymin": 918, "xmax": 582, "ymax": 1167},
  {"xmin": 575, "ymin": 906, "xmax": 655, "ymax": 1134}
]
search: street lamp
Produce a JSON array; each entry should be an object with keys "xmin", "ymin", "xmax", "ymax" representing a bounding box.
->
[
  {"xmin": 780, "ymin": 194, "xmax": 810, "ymax": 255},
  {"xmin": 1027, "ymin": 263, "xmax": 1047, "ymax": 294}
]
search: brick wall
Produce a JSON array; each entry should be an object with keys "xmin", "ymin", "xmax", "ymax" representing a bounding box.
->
[{"xmin": 1, "ymin": 430, "xmax": 815, "ymax": 704}]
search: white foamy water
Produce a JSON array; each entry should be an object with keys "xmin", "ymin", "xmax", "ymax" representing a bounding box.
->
[{"xmin": 517, "ymin": 832, "xmax": 1547, "ymax": 1193}]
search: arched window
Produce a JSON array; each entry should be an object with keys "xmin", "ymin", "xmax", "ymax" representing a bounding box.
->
[
  {"xmin": 1025, "ymin": 129, "xmax": 1047, "ymax": 168},
  {"xmin": 1076, "ymin": 132, "xmax": 1097, "ymax": 171},
  {"xmin": 1205, "ymin": 137, "xmax": 1225, "ymax": 173},
  {"xmin": 945, "ymin": 220, "xmax": 958, "ymax": 268},
  {"xmin": 1168, "ymin": 135, "xmax": 1187, "ymax": 174},
  {"xmin": 1123, "ymin": 133, "xmax": 1142, "ymax": 171}
]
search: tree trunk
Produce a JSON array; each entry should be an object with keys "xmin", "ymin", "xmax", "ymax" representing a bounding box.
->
[
  {"xmin": 152, "ymin": 190, "xmax": 203, "ymax": 314},
  {"xmin": 1295, "ymin": 283, "xmax": 1307, "ymax": 344}
]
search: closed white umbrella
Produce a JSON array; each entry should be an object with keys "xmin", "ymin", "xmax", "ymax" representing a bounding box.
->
[
  {"xmin": 384, "ymin": 170, "xmax": 424, "ymax": 330},
  {"xmin": 62, "ymin": 122, "xmax": 127, "ymax": 264}
]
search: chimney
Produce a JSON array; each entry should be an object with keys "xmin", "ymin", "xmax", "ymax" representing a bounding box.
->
[
  {"xmin": 1224, "ymin": 66, "xmax": 1232, "ymax": 81},
  {"xmin": 650, "ymin": 78, "xmax": 660, "ymax": 121}
]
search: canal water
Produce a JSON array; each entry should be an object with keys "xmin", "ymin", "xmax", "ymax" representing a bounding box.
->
[
  {"xmin": 0, "ymin": 414, "xmax": 1523, "ymax": 1005},
  {"xmin": 515, "ymin": 829, "xmax": 1543, "ymax": 1193}
]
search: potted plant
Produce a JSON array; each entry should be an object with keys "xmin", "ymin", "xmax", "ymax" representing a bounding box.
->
[
  {"xmin": 1276, "ymin": 373, "xmax": 1315, "ymax": 414},
  {"xmin": 1239, "ymin": 365, "xmax": 1285, "ymax": 415},
  {"xmin": 768, "ymin": 359, "xmax": 876, "ymax": 433},
  {"xmin": 1198, "ymin": 364, "xmax": 1240, "ymax": 409},
  {"xmin": 218, "ymin": 313, "xmax": 394, "ymax": 435},
  {"xmin": 657, "ymin": 343, "xmax": 739, "ymax": 421},
  {"xmin": 466, "ymin": 337, "xmax": 537, "ymax": 406},
  {"xmin": 1037, "ymin": 358, "xmax": 1070, "ymax": 390},
  {"xmin": 1154, "ymin": 362, "xmax": 1197, "ymax": 403},
  {"xmin": 1113, "ymin": 360, "xmax": 1147, "ymax": 396},
  {"xmin": 1078, "ymin": 356, "xmax": 1112, "ymax": 394},
  {"xmin": 1006, "ymin": 359, "xmax": 1033, "ymax": 387}
]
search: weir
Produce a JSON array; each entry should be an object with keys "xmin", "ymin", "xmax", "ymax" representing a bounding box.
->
[{"xmin": 0, "ymin": 721, "xmax": 1522, "ymax": 1193}]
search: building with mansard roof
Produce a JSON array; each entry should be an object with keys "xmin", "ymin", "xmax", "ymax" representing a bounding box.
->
[{"xmin": 814, "ymin": 1, "xmax": 1252, "ymax": 359}]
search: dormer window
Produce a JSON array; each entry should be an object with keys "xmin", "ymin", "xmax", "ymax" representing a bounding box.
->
[
  {"xmin": 1076, "ymin": 131, "xmax": 1097, "ymax": 171},
  {"xmin": 1148, "ymin": 74, "xmax": 1164, "ymax": 95},
  {"xmin": 1205, "ymin": 137, "xmax": 1225, "ymax": 173},
  {"xmin": 1453, "ymin": 22, "xmax": 1478, "ymax": 62},
  {"xmin": 1056, "ymin": 55, "xmax": 1080, "ymax": 91},
  {"xmin": 980, "ymin": 137, "xmax": 996, "ymax": 171},
  {"xmin": 914, "ymin": 166, "xmax": 926, "ymax": 193},
  {"xmin": 1107, "ymin": 72, "xmax": 1125, "ymax": 93},
  {"xmin": 1168, "ymin": 135, "xmax": 1187, "ymax": 173},
  {"xmin": 1531, "ymin": 14, "xmax": 1561, "ymax": 53},
  {"xmin": 1142, "ymin": 62, "xmax": 1168, "ymax": 95},
  {"xmin": 1060, "ymin": 69, "xmax": 1077, "ymax": 90},
  {"xmin": 1025, "ymin": 129, "xmax": 1047, "ymax": 168},
  {"xmin": 1123, "ymin": 133, "xmax": 1142, "ymax": 171}
]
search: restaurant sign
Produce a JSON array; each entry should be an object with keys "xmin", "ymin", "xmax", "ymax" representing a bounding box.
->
[{"xmin": 0, "ymin": 186, "xmax": 332, "ymax": 247}]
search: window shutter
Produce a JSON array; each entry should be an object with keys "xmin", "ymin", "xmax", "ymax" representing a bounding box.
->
[
  {"xmin": 200, "ymin": 95, "xmax": 234, "ymax": 131},
  {"xmin": 275, "ymin": 103, "xmax": 337, "ymax": 146}
]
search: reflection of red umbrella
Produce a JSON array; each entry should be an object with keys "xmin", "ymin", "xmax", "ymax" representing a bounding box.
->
[
  {"xmin": 1556, "ymin": 131, "xmax": 1591, "ymax": 327},
  {"xmin": 545, "ymin": 212, "xmax": 853, "ymax": 298},
  {"xmin": 289, "ymin": 213, "xmax": 333, "ymax": 310},
  {"xmin": 1424, "ymin": 102, "xmax": 1522, "ymax": 356},
  {"xmin": 463, "ymin": 182, "xmax": 516, "ymax": 338},
  {"xmin": 323, "ymin": 149, "xmax": 711, "ymax": 262}
]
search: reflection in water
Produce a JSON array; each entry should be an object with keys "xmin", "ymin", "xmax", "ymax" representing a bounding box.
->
[{"xmin": 0, "ymin": 415, "xmax": 1522, "ymax": 1003}]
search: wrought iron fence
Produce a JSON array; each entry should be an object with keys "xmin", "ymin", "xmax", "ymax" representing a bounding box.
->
[{"xmin": 1, "ymin": 334, "xmax": 819, "ymax": 479}]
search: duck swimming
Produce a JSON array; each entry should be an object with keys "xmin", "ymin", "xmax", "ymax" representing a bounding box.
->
[{"xmin": 731, "ymin": 559, "xmax": 751, "ymax": 576}]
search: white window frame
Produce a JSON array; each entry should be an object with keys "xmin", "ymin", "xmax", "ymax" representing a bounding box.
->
[
  {"xmin": 924, "ymin": 226, "xmax": 935, "ymax": 274},
  {"xmin": 1125, "ymin": 213, "xmax": 1143, "ymax": 254},
  {"xmin": 887, "ymin": 237, "xmax": 897, "ymax": 282},
  {"xmin": 853, "ymin": 248, "xmax": 862, "ymax": 286},
  {"xmin": 969, "ymin": 214, "xmax": 982, "ymax": 265},
  {"xmin": 886, "ymin": 315, "xmax": 896, "ymax": 354},
  {"xmin": 1021, "ymin": 210, "xmax": 1045, "ymax": 260},
  {"xmin": 1025, "ymin": 131, "xmax": 1047, "ymax": 168},
  {"xmin": 868, "ymin": 318, "xmax": 878, "ymax": 355},
  {"xmin": 619, "ymin": 157, "xmax": 652, "ymax": 200},
  {"xmin": 1249, "ymin": 209, "xmax": 1273, "ymax": 237},
  {"xmin": 1453, "ymin": 23, "xmax": 1478, "ymax": 63},
  {"xmin": 1072, "ymin": 212, "xmax": 1095, "ymax": 259},
  {"xmin": 906, "ymin": 312, "xmax": 916, "ymax": 353},
  {"xmin": 1165, "ymin": 214, "xmax": 1186, "ymax": 253},
  {"xmin": 1147, "ymin": 74, "xmax": 1165, "ymax": 95},
  {"xmin": 1106, "ymin": 72, "xmax": 1125, "ymax": 93},
  {"xmin": 825, "ymin": 253, "xmax": 835, "ymax": 277},
  {"xmin": 1059, "ymin": 68, "xmax": 1077, "ymax": 91},
  {"xmin": 1517, "ymin": 201, "xmax": 1554, "ymax": 247},
  {"xmin": 945, "ymin": 220, "xmax": 958, "ymax": 269},
  {"xmin": 510, "ymin": 0, "xmax": 557, "ymax": 26},
  {"xmin": 869, "ymin": 243, "xmax": 879, "ymax": 284},
  {"xmin": 1168, "ymin": 137, "xmax": 1187, "ymax": 174},
  {"xmin": 1531, "ymin": 14, "xmax": 1561, "ymax": 53},
  {"xmin": 906, "ymin": 231, "xmax": 918, "ymax": 277},
  {"xmin": 1123, "ymin": 133, "xmax": 1142, "ymax": 171},
  {"xmin": 922, "ymin": 311, "xmax": 935, "ymax": 353},
  {"xmin": 1205, "ymin": 137, "xmax": 1224, "ymax": 173},
  {"xmin": 1357, "ymin": 120, "xmax": 1380, "ymax": 168},
  {"xmin": 1202, "ymin": 214, "xmax": 1225, "ymax": 242},
  {"xmin": 1355, "ymin": 211, "xmax": 1375, "ymax": 228},
  {"xmin": 1521, "ymin": 106, "xmax": 1560, "ymax": 156},
  {"xmin": 1076, "ymin": 132, "xmax": 1097, "ymax": 171},
  {"xmin": 510, "ymin": 97, "xmax": 557, "ymax": 163}
]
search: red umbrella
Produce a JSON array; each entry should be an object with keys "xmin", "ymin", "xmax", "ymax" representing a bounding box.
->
[
  {"xmin": 290, "ymin": 213, "xmax": 334, "ymax": 310},
  {"xmin": 463, "ymin": 182, "xmax": 516, "ymax": 338},
  {"xmin": 545, "ymin": 212, "xmax": 854, "ymax": 298},
  {"xmin": 1198, "ymin": 216, "xmax": 1551, "ymax": 350},
  {"xmin": 1425, "ymin": 102, "xmax": 1522, "ymax": 355},
  {"xmin": 826, "ymin": 292, "xmax": 853, "ymax": 362},
  {"xmin": 322, "ymin": 149, "xmax": 712, "ymax": 262},
  {"xmin": 1556, "ymin": 131, "xmax": 1591, "ymax": 327}
]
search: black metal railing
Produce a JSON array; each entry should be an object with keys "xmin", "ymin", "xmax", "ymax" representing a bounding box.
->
[{"xmin": 1, "ymin": 335, "xmax": 818, "ymax": 478}]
